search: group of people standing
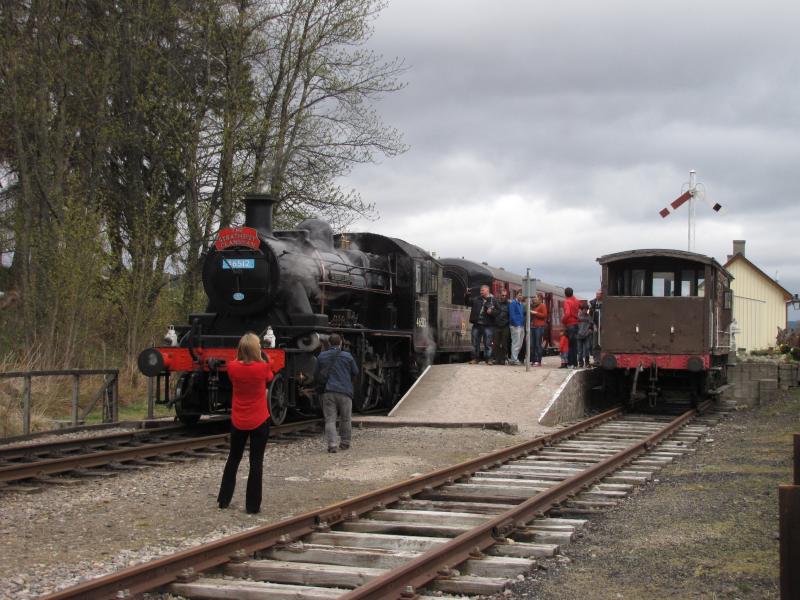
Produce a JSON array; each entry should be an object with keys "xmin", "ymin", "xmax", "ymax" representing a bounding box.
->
[
  {"xmin": 469, "ymin": 283, "xmax": 601, "ymax": 368},
  {"xmin": 468, "ymin": 283, "xmax": 549, "ymax": 366},
  {"xmin": 558, "ymin": 287, "xmax": 597, "ymax": 368}
]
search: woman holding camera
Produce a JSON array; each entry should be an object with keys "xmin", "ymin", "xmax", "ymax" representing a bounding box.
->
[{"xmin": 217, "ymin": 332, "xmax": 274, "ymax": 514}]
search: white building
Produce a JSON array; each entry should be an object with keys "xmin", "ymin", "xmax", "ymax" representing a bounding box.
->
[{"xmin": 723, "ymin": 240, "xmax": 793, "ymax": 352}]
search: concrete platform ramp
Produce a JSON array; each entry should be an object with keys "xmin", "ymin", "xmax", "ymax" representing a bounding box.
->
[{"xmin": 383, "ymin": 356, "xmax": 587, "ymax": 435}]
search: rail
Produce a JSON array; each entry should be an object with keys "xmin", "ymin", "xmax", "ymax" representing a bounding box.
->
[
  {"xmin": 40, "ymin": 408, "xmax": 622, "ymax": 599},
  {"xmin": 341, "ymin": 403, "xmax": 705, "ymax": 599},
  {"xmin": 0, "ymin": 416, "xmax": 332, "ymax": 485},
  {"xmin": 41, "ymin": 404, "xmax": 712, "ymax": 599},
  {"xmin": 0, "ymin": 369, "xmax": 119, "ymax": 435}
]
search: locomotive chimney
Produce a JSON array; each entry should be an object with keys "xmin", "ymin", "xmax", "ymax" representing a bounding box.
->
[{"xmin": 244, "ymin": 193, "xmax": 276, "ymax": 236}]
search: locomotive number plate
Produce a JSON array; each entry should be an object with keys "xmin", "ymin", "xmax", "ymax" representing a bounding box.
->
[{"xmin": 222, "ymin": 258, "xmax": 255, "ymax": 269}]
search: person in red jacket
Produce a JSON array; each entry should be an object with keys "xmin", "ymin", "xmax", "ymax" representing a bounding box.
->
[
  {"xmin": 559, "ymin": 331, "xmax": 569, "ymax": 368},
  {"xmin": 530, "ymin": 293, "xmax": 548, "ymax": 366},
  {"xmin": 217, "ymin": 332, "xmax": 274, "ymax": 514},
  {"xmin": 561, "ymin": 287, "xmax": 580, "ymax": 368}
]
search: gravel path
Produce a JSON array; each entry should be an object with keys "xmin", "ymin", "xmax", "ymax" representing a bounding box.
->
[
  {"xmin": 0, "ymin": 424, "xmax": 526, "ymax": 599},
  {"xmin": 489, "ymin": 391, "xmax": 799, "ymax": 600}
]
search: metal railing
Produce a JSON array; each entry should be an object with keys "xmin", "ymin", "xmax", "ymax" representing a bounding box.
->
[{"xmin": 0, "ymin": 369, "xmax": 119, "ymax": 435}]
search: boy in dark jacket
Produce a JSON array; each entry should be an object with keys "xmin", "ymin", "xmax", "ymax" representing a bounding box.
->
[
  {"xmin": 577, "ymin": 304, "xmax": 593, "ymax": 368},
  {"xmin": 492, "ymin": 289, "xmax": 511, "ymax": 365}
]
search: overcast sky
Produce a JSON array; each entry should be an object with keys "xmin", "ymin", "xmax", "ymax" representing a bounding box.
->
[{"xmin": 342, "ymin": 0, "xmax": 800, "ymax": 317}]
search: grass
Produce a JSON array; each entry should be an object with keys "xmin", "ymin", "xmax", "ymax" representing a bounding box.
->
[{"xmin": 84, "ymin": 398, "xmax": 174, "ymax": 423}]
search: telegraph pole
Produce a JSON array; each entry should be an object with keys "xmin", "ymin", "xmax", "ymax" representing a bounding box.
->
[
  {"xmin": 525, "ymin": 268, "xmax": 531, "ymax": 372},
  {"xmin": 688, "ymin": 169, "xmax": 697, "ymax": 252}
]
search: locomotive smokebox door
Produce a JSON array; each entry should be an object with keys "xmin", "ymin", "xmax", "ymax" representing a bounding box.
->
[{"xmin": 202, "ymin": 247, "xmax": 272, "ymax": 315}]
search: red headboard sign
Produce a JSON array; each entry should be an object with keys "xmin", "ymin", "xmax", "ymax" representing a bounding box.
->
[{"xmin": 215, "ymin": 227, "xmax": 261, "ymax": 250}]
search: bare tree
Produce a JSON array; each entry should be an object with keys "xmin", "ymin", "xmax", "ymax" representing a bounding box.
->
[{"xmin": 248, "ymin": 0, "xmax": 407, "ymax": 228}]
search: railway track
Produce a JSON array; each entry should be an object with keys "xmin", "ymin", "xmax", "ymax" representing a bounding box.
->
[
  {"xmin": 42, "ymin": 402, "xmax": 716, "ymax": 599},
  {"xmin": 0, "ymin": 418, "xmax": 325, "ymax": 489}
]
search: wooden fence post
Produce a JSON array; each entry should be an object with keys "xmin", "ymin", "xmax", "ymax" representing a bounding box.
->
[
  {"xmin": 780, "ymin": 433, "xmax": 800, "ymax": 599},
  {"xmin": 102, "ymin": 374, "xmax": 111, "ymax": 423},
  {"xmin": 22, "ymin": 376, "xmax": 32, "ymax": 435},
  {"xmin": 147, "ymin": 376, "xmax": 155, "ymax": 419},
  {"xmin": 71, "ymin": 374, "xmax": 80, "ymax": 426},
  {"xmin": 113, "ymin": 371, "xmax": 119, "ymax": 422}
]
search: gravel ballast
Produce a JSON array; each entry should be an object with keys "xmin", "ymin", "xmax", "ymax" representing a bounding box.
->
[
  {"xmin": 490, "ymin": 391, "xmax": 799, "ymax": 600},
  {"xmin": 0, "ymin": 424, "xmax": 524, "ymax": 599},
  {"xmin": 3, "ymin": 392, "xmax": 795, "ymax": 600}
]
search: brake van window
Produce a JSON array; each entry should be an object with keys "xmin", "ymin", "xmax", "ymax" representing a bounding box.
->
[{"xmin": 652, "ymin": 272, "xmax": 675, "ymax": 296}]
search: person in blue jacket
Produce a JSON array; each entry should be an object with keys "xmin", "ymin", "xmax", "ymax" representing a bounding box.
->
[
  {"xmin": 508, "ymin": 291, "xmax": 526, "ymax": 365},
  {"xmin": 315, "ymin": 333, "xmax": 359, "ymax": 453}
]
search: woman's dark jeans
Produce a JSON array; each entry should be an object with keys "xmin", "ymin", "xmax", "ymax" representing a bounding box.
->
[{"xmin": 217, "ymin": 419, "xmax": 270, "ymax": 513}]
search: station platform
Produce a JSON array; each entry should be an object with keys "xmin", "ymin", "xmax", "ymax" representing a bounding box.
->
[{"xmin": 358, "ymin": 356, "xmax": 597, "ymax": 435}]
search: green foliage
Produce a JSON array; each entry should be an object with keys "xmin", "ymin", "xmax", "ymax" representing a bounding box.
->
[
  {"xmin": 749, "ymin": 348, "xmax": 775, "ymax": 357},
  {"xmin": 0, "ymin": 0, "xmax": 405, "ymax": 374}
]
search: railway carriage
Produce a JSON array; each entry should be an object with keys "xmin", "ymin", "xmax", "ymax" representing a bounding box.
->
[
  {"xmin": 438, "ymin": 258, "xmax": 566, "ymax": 357},
  {"xmin": 597, "ymin": 249, "xmax": 734, "ymax": 407}
]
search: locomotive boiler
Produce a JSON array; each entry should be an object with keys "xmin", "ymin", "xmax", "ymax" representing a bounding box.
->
[
  {"xmin": 138, "ymin": 193, "xmax": 440, "ymax": 424},
  {"xmin": 597, "ymin": 249, "xmax": 734, "ymax": 407}
]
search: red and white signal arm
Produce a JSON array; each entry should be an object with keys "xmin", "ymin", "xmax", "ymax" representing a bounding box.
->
[{"xmin": 215, "ymin": 227, "xmax": 261, "ymax": 250}]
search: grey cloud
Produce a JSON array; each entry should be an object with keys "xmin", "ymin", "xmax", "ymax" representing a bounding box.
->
[{"xmin": 340, "ymin": 0, "xmax": 800, "ymax": 308}]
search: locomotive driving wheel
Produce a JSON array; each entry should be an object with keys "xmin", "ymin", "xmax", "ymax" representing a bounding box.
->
[
  {"xmin": 174, "ymin": 374, "xmax": 201, "ymax": 426},
  {"xmin": 361, "ymin": 363, "xmax": 383, "ymax": 412},
  {"xmin": 268, "ymin": 374, "xmax": 289, "ymax": 426},
  {"xmin": 359, "ymin": 351, "xmax": 401, "ymax": 411},
  {"xmin": 380, "ymin": 365, "xmax": 402, "ymax": 407}
]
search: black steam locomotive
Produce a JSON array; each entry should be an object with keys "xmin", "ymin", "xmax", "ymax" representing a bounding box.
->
[{"xmin": 138, "ymin": 193, "xmax": 564, "ymax": 424}]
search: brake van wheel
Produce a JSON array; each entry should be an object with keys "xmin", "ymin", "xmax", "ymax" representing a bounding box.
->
[{"xmin": 268, "ymin": 374, "xmax": 289, "ymax": 426}]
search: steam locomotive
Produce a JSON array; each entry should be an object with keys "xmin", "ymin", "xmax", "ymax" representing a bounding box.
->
[
  {"xmin": 138, "ymin": 193, "xmax": 565, "ymax": 424},
  {"xmin": 597, "ymin": 249, "xmax": 734, "ymax": 407}
]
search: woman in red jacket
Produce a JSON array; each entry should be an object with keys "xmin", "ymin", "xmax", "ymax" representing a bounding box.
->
[{"xmin": 217, "ymin": 332, "xmax": 274, "ymax": 514}]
